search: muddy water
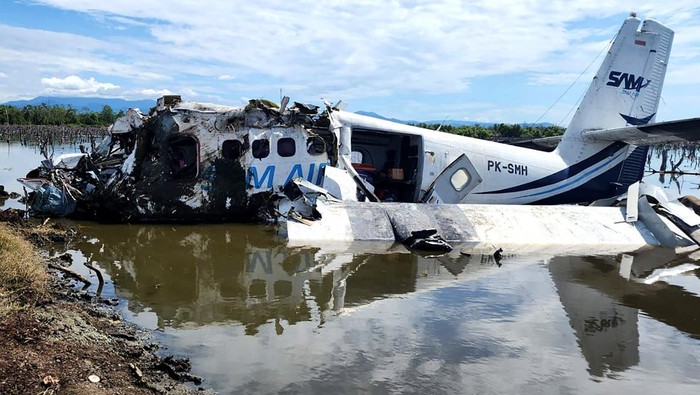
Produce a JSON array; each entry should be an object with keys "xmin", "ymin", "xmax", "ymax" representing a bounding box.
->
[
  {"xmin": 3, "ymin": 142, "xmax": 700, "ymax": 393},
  {"xmin": 64, "ymin": 226, "xmax": 700, "ymax": 393}
]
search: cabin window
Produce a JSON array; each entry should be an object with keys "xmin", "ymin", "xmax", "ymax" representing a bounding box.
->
[
  {"xmin": 252, "ymin": 139, "xmax": 270, "ymax": 159},
  {"xmin": 167, "ymin": 135, "xmax": 199, "ymax": 179},
  {"xmin": 277, "ymin": 137, "xmax": 296, "ymax": 157},
  {"xmin": 450, "ymin": 168, "xmax": 470, "ymax": 191},
  {"xmin": 222, "ymin": 140, "xmax": 243, "ymax": 160}
]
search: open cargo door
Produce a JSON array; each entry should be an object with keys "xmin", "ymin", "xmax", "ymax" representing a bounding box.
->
[{"xmin": 420, "ymin": 154, "xmax": 482, "ymax": 204}]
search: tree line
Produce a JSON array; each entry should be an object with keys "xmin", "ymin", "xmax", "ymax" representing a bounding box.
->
[
  {"xmin": 0, "ymin": 103, "xmax": 123, "ymax": 127},
  {"xmin": 412, "ymin": 122, "xmax": 565, "ymax": 140},
  {"xmin": 0, "ymin": 102, "xmax": 566, "ymax": 140}
]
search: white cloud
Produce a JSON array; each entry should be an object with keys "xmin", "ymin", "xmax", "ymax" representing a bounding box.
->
[
  {"xmin": 0, "ymin": 72, "xmax": 7, "ymax": 78},
  {"xmin": 41, "ymin": 75, "xmax": 120, "ymax": 94},
  {"xmin": 3, "ymin": 1, "xmax": 700, "ymax": 120},
  {"xmin": 528, "ymin": 73, "xmax": 591, "ymax": 86},
  {"xmin": 0, "ymin": 24, "xmax": 169, "ymax": 81},
  {"xmin": 140, "ymin": 88, "xmax": 174, "ymax": 97}
]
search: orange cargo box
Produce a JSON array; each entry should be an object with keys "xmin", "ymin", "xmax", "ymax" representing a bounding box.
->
[{"xmin": 388, "ymin": 168, "xmax": 404, "ymax": 180}]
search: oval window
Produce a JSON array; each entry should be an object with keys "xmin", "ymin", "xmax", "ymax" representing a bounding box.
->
[{"xmin": 450, "ymin": 168, "xmax": 470, "ymax": 191}]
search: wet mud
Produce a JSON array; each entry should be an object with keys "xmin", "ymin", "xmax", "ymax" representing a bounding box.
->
[{"xmin": 0, "ymin": 213, "xmax": 212, "ymax": 394}]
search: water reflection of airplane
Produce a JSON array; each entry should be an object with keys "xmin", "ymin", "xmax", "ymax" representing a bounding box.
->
[
  {"xmin": 70, "ymin": 224, "xmax": 506, "ymax": 333},
  {"xmin": 548, "ymin": 249, "xmax": 700, "ymax": 377}
]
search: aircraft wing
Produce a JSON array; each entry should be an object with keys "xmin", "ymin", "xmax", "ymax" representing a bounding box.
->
[{"xmin": 582, "ymin": 117, "xmax": 700, "ymax": 145}]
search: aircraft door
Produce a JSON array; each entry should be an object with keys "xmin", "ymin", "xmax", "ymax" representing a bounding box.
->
[{"xmin": 420, "ymin": 154, "xmax": 482, "ymax": 204}]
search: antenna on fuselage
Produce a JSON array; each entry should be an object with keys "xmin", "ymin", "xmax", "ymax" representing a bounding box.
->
[{"xmin": 436, "ymin": 115, "xmax": 449, "ymax": 132}]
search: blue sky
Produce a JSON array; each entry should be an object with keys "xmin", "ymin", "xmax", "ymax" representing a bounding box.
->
[{"xmin": 1, "ymin": 1, "xmax": 699, "ymax": 124}]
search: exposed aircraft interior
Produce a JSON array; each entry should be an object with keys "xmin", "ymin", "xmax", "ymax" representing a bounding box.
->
[{"xmin": 349, "ymin": 128, "xmax": 423, "ymax": 202}]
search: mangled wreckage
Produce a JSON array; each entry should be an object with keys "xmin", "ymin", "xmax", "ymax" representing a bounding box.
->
[{"xmin": 20, "ymin": 96, "xmax": 340, "ymax": 222}]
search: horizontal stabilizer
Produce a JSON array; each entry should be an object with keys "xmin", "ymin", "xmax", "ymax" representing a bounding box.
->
[
  {"xmin": 582, "ymin": 117, "xmax": 700, "ymax": 145},
  {"xmin": 524, "ymin": 135, "xmax": 561, "ymax": 149}
]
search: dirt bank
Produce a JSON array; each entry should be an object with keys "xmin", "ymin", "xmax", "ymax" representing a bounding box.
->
[{"xmin": 0, "ymin": 210, "xmax": 212, "ymax": 394}]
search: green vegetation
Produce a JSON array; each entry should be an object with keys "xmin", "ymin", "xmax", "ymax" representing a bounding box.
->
[
  {"xmin": 0, "ymin": 102, "xmax": 566, "ymax": 140},
  {"xmin": 0, "ymin": 103, "xmax": 123, "ymax": 127},
  {"xmin": 412, "ymin": 122, "xmax": 565, "ymax": 140},
  {"xmin": 0, "ymin": 224, "xmax": 48, "ymax": 316}
]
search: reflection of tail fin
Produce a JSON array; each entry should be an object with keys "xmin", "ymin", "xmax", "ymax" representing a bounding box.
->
[{"xmin": 557, "ymin": 15, "xmax": 674, "ymax": 160}]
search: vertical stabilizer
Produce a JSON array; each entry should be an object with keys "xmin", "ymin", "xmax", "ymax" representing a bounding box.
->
[{"xmin": 556, "ymin": 15, "xmax": 674, "ymax": 162}]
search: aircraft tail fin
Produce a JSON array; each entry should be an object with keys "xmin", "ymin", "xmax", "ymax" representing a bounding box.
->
[{"xmin": 556, "ymin": 15, "xmax": 674, "ymax": 160}]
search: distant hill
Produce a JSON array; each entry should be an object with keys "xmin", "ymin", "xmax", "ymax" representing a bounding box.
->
[
  {"xmin": 354, "ymin": 111, "xmax": 421, "ymax": 125},
  {"xmin": 2, "ymin": 96, "xmax": 156, "ymax": 112},
  {"xmin": 354, "ymin": 110, "xmax": 553, "ymax": 128},
  {"xmin": 355, "ymin": 110, "xmax": 496, "ymax": 127}
]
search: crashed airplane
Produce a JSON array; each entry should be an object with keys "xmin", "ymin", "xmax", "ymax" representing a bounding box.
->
[
  {"xmin": 17, "ymin": 13, "xmax": 700, "ymax": 251},
  {"xmin": 21, "ymin": 97, "xmax": 337, "ymax": 222}
]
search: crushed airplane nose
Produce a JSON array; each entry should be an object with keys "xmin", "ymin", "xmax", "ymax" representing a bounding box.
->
[{"xmin": 19, "ymin": 97, "xmax": 336, "ymax": 222}]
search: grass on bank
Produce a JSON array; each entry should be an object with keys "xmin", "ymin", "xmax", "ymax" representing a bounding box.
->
[{"xmin": 0, "ymin": 224, "xmax": 47, "ymax": 317}]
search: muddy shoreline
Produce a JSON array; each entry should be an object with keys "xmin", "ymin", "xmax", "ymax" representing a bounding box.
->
[{"xmin": 0, "ymin": 211, "xmax": 212, "ymax": 394}]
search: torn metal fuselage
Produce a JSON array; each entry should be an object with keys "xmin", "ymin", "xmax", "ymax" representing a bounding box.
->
[{"xmin": 22, "ymin": 99, "xmax": 337, "ymax": 222}]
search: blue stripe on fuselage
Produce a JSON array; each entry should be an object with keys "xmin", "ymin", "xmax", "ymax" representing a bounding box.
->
[
  {"xmin": 531, "ymin": 160, "xmax": 626, "ymax": 204},
  {"xmin": 516, "ymin": 148, "xmax": 627, "ymax": 199},
  {"xmin": 475, "ymin": 142, "xmax": 627, "ymax": 195}
]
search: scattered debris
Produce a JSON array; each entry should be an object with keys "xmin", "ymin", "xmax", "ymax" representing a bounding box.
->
[
  {"xmin": 129, "ymin": 363, "xmax": 143, "ymax": 380},
  {"xmin": 41, "ymin": 375, "xmax": 59, "ymax": 387},
  {"xmin": 157, "ymin": 355, "xmax": 203, "ymax": 385},
  {"xmin": 47, "ymin": 262, "xmax": 91, "ymax": 287},
  {"xmin": 405, "ymin": 229, "xmax": 453, "ymax": 253},
  {"xmin": 494, "ymin": 248, "xmax": 504, "ymax": 267}
]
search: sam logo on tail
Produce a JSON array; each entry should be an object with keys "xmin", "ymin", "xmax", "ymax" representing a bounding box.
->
[{"xmin": 606, "ymin": 71, "xmax": 651, "ymax": 92}]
